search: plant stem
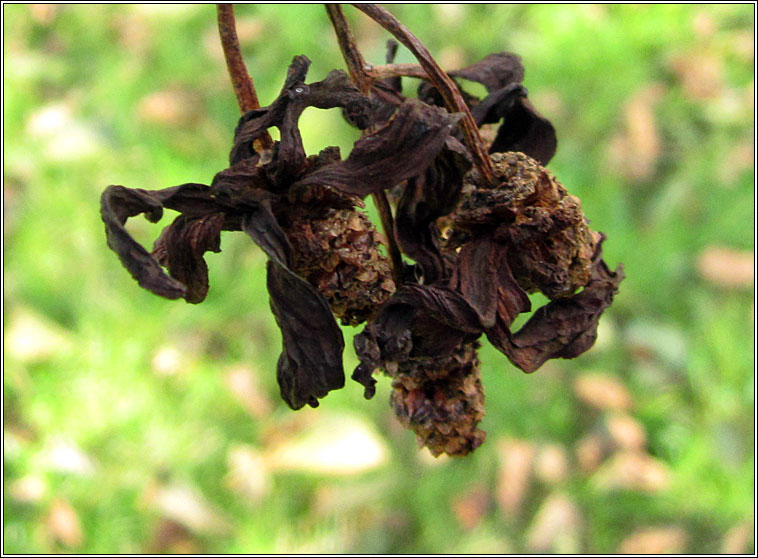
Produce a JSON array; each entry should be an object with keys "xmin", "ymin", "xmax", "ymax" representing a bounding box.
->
[
  {"xmin": 325, "ymin": 3, "xmax": 405, "ymax": 286},
  {"xmin": 217, "ymin": 4, "xmax": 273, "ymax": 148},
  {"xmin": 352, "ymin": 4, "xmax": 494, "ymax": 185},
  {"xmin": 371, "ymin": 63, "xmax": 429, "ymax": 81},
  {"xmin": 325, "ymin": 4, "xmax": 373, "ymax": 96}
]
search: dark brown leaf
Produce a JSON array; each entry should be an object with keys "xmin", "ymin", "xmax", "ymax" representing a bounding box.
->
[
  {"xmin": 240, "ymin": 205, "xmax": 346, "ymax": 410},
  {"xmin": 101, "ymin": 184, "xmax": 230, "ymax": 302},
  {"xmin": 493, "ymin": 243, "xmax": 532, "ymax": 327},
  {"xmin": 487, "ymin": 238, "xmax": 624, "ymax": 372},
  {"xmin": 292, "ymin": 100, "xmax": 462, "ymax": 197},
  {"xmin": 450, "ymin": 52, "xmax": 525, "ymax": 93},
  {"xmin": 354, "ymin": 284, "xmax": 483, "ymax": 376},
  {"xmin": 267, "ymin": 261, "xmax": 346, "ymax": 410},
  {"xmin": 154, "ymin": 183, "xmax": 227, "ymax": 217},
  {"xmin": 455, "ymin": 237, "xmax": 499, "ymax": 328},
  {"xmin": 395, "ymin": 136, "xmax": 471, "ymax": 283},
  {"xmin": 210, "ymin": 156, "xmax": 274, "ymax": 203},
  {"xmin": 488, "ymin": 96, "xmax": 557, "ymax": 165},
  {"xmin": 239, "ymin": 204, "xmax": 292, "ymax": 266},
  {"xmin": 101, "ymin": 185, "xmax": 186, "ymax": 300},
  {"xmin": 418, "ymin": 51, "xmax": 557, "ymax": 165},
  {"xmin": 152, "ymin": 213, "xmax": 225, "ymax": 304},
  {"xmin": 230, "ymin": 56, "xmax": 371, "ymax": 185}
]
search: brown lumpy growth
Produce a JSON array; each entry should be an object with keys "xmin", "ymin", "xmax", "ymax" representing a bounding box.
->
[
  {"xmin": 284, "ymin": 205, "xmax": 395, "ymax": 326},
  {"xmin": 388, "ymin": 342, "xmax": 486, "ymax": 457},
  {"xmin": 451, "ymin": 151, "xmax": 597, "ymax": 300}
]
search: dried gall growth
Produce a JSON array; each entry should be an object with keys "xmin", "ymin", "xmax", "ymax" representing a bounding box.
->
[
  {"xmin": 283, "ymin": 204, "xmax": 395, "ymax": 326},
  {"xmin": 453, "ymin": 152, "xmax": 597, "ymax": 299},
  {"xmin": 389, "ymin": 342, "xmax": 486, "ymax": 457}
]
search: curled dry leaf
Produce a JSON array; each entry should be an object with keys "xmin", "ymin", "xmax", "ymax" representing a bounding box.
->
[{"xmin": 419, "ymin": 51, "xmax": 557, "ymax": 164}]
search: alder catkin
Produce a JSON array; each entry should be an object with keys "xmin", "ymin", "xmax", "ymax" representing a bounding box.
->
[
  {"xmin": 284, "ymin": 205, "xmax": 396, "ymax": 326},
  {"xmin": 452, "ymin": 151, "xmax": 598, "ymax": 299},
  {"xmin": 388, "ymin": 341, "xmax": 486, "ymax": 457}
]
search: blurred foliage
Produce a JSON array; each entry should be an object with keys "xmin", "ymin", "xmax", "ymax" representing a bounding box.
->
[{"xmin": 3, "ymin": 4, "xmax": 755, "ymax": 554}]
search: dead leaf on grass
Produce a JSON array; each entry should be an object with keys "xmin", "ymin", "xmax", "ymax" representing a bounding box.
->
[
  {"xmin": 607, "ymin": 85, "xmax": 664, "ymax": 182},
  {"xmin": 591, "ymin": 450, "xmax": 670, "ymax": 493},
  {"xmin": 495, "ymin": 438, "xmax": 535, "ymax": 518},
  {"xmin": 452, "ymin": 485, "xmax": 490, "ymax": 531},
  {"xmin": 47, "ymin": 498, "xmax": 84, "ymax": 548},
  {"xmin": 526, "ymin": 492, "xmax": 582, "ymax": 553},
  {"xmin": 573, "ymin": 372, "xmax": 633, "ymax": 411},
  {"xmin": 697, "ymin": 247, "xmax": 754, "ymax": 289},
  {"xmin": 618, "ymin": 526, "xmax": 688, "ymax": 554}
]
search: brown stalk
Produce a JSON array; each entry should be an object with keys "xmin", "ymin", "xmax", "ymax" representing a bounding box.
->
[
  {"xmin": 371, "ymin": 63, "xmax": 429, "ymax": 81},
  {"xmin": 217, "ymin": 4, "xmax": 273, "ymax": 149},
  {"xmin": 325, "ymin": 3, "xmax": 405, "ymax": 286},
  {"xmin": 352, "ymin": 3, "xmax": 494, "ymax": 185}
]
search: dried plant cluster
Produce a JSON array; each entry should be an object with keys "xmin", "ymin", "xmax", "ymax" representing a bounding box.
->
[{"xmin": 101, "ymin": 4, "xmax": 623, "ymax": 457}]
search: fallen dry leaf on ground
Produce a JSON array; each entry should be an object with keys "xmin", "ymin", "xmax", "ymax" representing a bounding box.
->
[
  {"xmin": 526, "ymin": 492, "xmax": 582, "ymax": 553},
  {"xmin": 495, "ymin": 438, "xmax": 536, "ymax": 518},
  {"xmin": 604, "ymin": 412, "xmax": 647, "ymax": 451},
  {"xmin": 138, "ymin": 89, "xmax": 201, "ymax": 127},
  {"xmin": 618, "ymin": 526, "xmax": 688, "ymax": 554},
  {"xmin": 47, "ymin": 498, "xmax": 84, "ymax": 548},
  {"xmin": 4, "ymin": 307, "xmax": 72, "ymax": 363},
  {"xmin": 573, "ymin": 372, "xmax": 634, "ymax": 411},
  {"xmin": 697, "ymin": 247, "xmax": 754, "ymax": 288},
  {"xmin": 607, "ymin": 85, "xmax": 664, "ymax": 182},
  {"xmin": 534, "ymin": 443, "xmax": 570, "ymax": 485},
  {"xmin": 451, "ymin": 484, "xmax": 490, "ymax": 531},
  {"xmin": 142, "ymin": 481, "xmax": 232, "ymax": 535},
  {"xmin": 720, "ymin": 520, "xmax": 754, "ymax": 554},
  {"xmin": 224, "ymin": 365, "xmax": 273, "ymax": 418},
  {"xmin": 670, "ymin": 49, "xmax": 724, "ymax": 101},
  {"xmin": 262, "ymin": 412, "xmax": 389, "ymax": 475},
  {"xmin": 590, "ymin": 450, "xmax": 670, "ymax": 493},
  {"xmin": 8, "ymin": 475, "xmax": 47, "ymax": 503},
  {"xmin": 575, "ymin": 433, "xmax": 607, "ymax": 473},
  {"xmin": 224, "ymin": 444, "xmax": 270, "ymax": 503},
  {"xmin": 145, "ymin": 519, "xmax": 201, "ymax": 554}
]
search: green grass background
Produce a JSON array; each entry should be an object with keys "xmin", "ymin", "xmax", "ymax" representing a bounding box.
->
[{"xmin": 3, "ymin": 4, "xmax": 754, "ymax": 554}]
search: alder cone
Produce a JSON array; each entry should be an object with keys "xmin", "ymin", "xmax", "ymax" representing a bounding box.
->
[
  {"xmin": 283, "ymin": 205, "xmax": 395, "ymax": 326},
  {"xmin": 452, "ymin": 151, "xmax": 598, "ymax": 300},
  {"xmin": 389, "ymin": 342, "xmax": 486, "ymax": 457}
]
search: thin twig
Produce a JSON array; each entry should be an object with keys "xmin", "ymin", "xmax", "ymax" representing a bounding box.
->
[
  {"xmin": 352, "ymin": 4, "xmax": 494, "ymax": 185},
  {"xmin": 371, "ymin": 63, "xmax": 429, "ymax": 81},
  {"xmin": 325, "ymin": 3, "xmax": 405, "ymax": 286},
  {"xmin": 325, "ymin": 4, "xmax": 373, "ymax": 96},
  {"xmin": 371, "ymin": 189, "xmax": 406, "ymax": 286},
  {"xmin": 217, "ymin": 4, "xmax": 273, "ymax": 148}
]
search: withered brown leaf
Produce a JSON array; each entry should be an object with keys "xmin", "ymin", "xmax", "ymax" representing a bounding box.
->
[
  {"xmin": 293, "ymin": 99, "xmax": 463, "ymax": 198},
  {"xmin": 240, "ymin": 205, "xmax": 346, "ymax": 410},
  {"xmin": 486, "ymin": 238, "xmax": 624, "ymax": 373},
  {"xmin": 418, "ymin": 51, "xmax": 557, "ymax": 165},
  {"xmin": 152, "ymin": 213, "xmax": 225, "ymax": 304},
  {"xmin": 395, "ymin": 136, "xmax": 472, "ymax": 283},
  {"xmin": 101, "ymin": 183, "xmax": 223, "ymax": 302}
]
